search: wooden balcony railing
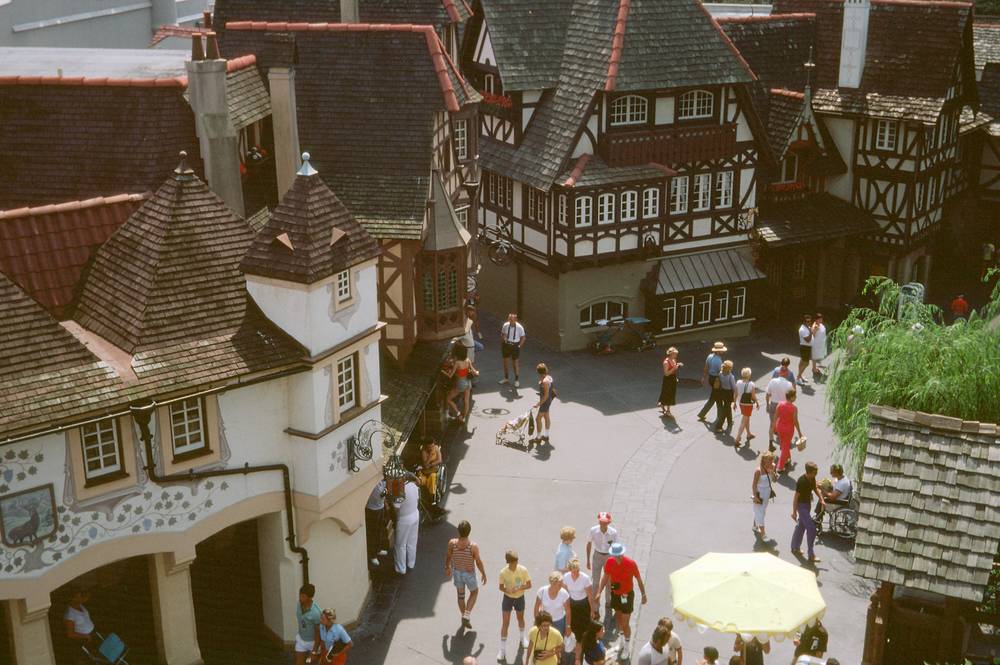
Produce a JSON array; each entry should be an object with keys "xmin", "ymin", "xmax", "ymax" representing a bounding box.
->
[{"xmin": 604, "ymin": 123, "xmax": 738, "ymax": 168}]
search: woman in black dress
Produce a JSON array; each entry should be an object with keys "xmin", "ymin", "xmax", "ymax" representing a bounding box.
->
[{"xmin": 658, "ymin": 347, "xmax": 681, "ymax": 417}]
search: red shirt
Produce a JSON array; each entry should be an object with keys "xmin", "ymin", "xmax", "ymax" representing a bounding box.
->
[
  {"xmin": 950, "ymin": 297, "xmax": 969, "ymax": 316},
  {"xmin": 603, "ymin": 556, "xmax": 640, "ymax": 594}
]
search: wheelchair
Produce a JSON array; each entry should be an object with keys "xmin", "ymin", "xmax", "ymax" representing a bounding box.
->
[
  {"xmin": 81, "ymin": 632, "xmax": 130, "ymax": 665},
  {"xmin": 815, "ymin": 490, "xmax": 860, "ymax": 540},
  {"xmin": 412, "ymin": 461, "xmax": 449, "ymax": 525}
]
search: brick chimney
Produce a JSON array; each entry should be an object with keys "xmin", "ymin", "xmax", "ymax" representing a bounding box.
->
[
  {"xmin": 185, "ymin": 32, "xmax": 246, "ymax": 216},
  {"xmin": 340, "ymin": 0, "xmax": 360, "ymax": 23},
  {"xmin": 838, "ymin": 0, "xmax": 871, "ymax": 89}
]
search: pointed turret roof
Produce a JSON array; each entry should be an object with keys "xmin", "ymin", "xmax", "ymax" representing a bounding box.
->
[
  {"xmin": 75, "ymin": 153, "xmax": 262, "ymax": 354},
  {"xmin": 423, "ymin": 171, "xmax": 471, "ymax": 252},
  {"xmin": 241, "ymin": 153, "xmax": 381, "ymax": 284}
]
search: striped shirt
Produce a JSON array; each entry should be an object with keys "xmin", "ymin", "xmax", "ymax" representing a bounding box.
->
[{"xmin": 449, "ymin": 538, "xmax": 475, "ymax": 572}]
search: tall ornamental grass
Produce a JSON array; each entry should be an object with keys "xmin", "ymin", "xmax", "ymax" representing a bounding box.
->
[{"xmin": 826, "ymin": 273, "xmax": 1000, "ymax": 474}]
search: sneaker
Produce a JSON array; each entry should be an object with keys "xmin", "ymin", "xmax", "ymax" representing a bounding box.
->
[
  {"xmin": 498, "ymin": 378, "xmax": 509, "ymax": 385},
  {"xmin": 462, "ymin": 617, "xmax": 473, "ymax": 630},
  {"xmin": 809, "ymin": 555, "xmax": 821, "ymax": 563},
  {"xmin": 541, "ymin": 435, "xmax": 549, "ymax": 443},
  {"xmin": 791, "ymin": 548, "xmax": 804, "ymax": 557},
  {"xmin": 497, "ymin": 647, "xmax": 505, "ymax": 662},
  {"xmin": 514, "ymin": 379, "xmax": 520, "ymax": 387}
]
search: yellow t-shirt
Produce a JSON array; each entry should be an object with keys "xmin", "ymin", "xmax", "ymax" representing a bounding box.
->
[
  {"xmin": 499, "ymin": 564, "xmax": 531, "ymax": 599},
  {"xmin": 527, "ymin": 625, "xmax": 564, "ymax": 665}
]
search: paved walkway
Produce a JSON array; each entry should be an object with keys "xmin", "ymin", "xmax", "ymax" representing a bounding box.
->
[{"xmin": 352, "ymin": 324, "xmax": 871, "ymax": 665}]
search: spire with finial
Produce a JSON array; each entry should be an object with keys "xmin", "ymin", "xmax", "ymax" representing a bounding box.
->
[
  {"xmin": 298, "ymin": 152, "xmax": 319, "ymax": 177},
  {"xmin": 174, "ymin": 151, "xmax": 195, "ymax": 180},
  {"xmin": 804, "ymin": 46, "xmax": 816, "ymax": 91}
]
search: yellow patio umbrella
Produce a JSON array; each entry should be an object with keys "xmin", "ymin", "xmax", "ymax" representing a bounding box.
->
[{"xmin": 669, "ymin": 552, "xmax": 825, "ymax": 640}]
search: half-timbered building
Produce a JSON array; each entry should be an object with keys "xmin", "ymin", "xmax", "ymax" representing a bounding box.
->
[
  {"xmin": 462, "ymin": 0, "xmax": 769, "ymax": 351},
  {"xmin": 968, "ymin": 21, "xmax": 1000, "ymax": 286},
  {"xmin": 721, "ymin": 0, "xmax": 981, "ymax": 313},
  {"xmin": 221, "ymin": 18, "xmax": 480, "ymax": 363}
]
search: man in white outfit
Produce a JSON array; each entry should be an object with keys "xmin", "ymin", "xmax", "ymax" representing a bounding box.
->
[
  {"xmin": 394, "ymin": 475, "xmax": 421, "ymax": 574},
  {"xmin": 586, "ymin": 512, "xmax": 618, "ymax": 612}
]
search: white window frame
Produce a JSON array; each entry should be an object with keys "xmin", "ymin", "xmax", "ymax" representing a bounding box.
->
[
  {"xmin": 598, "ymin": 193, "xmax": 615, "ymax": 225},
  {"xmin": 81, "ymin": 419, "xmax": 123, "ymax": 480},
  {"xmin": 536, "ymin": 190, "xmax": 547, "ymax": 223},
  {"xmin": 454, "ymin": 119, "xmax": 468, "ymax": 160},
  {"xmin": 642, "ymin": 187, "xmax": 660, "ymax": 219},
  {"xmin": 456, "ymin": 208, "xmax": 468, "ymax": 227},
  {"xmin": 662, "ymin": 299, "xmax": 677, "ymax": 331},
  {"xmin": 696, "ymin": 292, "xmax": 712, "ymax": 324},
  {"xmin": 527, "ymin": 187, "xmax": 537, "ymax": 220},
  {"xmin": 558, "ymin": 194, "xmax": 568, "ymax": 226},
  {"xmin": 680, "ymin": 295, "xmax": 695, "ymax": 327},
  {"xmin": 875, "ymin": 120, "xmax": 898, "ymax": 151},
  {"xmin": 575, "ymin": 195, "xmax": 593, "ymax": 227},
  {"xmin": 715, "ymin": 171, "xmax": 733, "ymax": 209},
  {"xmin": 715, "ymin": 289, "xmax": 729, "ymax": 321},
  {"xmin": 336, "ymin": 355, "xmax": 357, "ymax": 412},
  {"xmin": 732, "ymin": 287, "xmax": 746, "ymax": 318},
  {"xmin": 579, "ymin": 300, "xmax": 628, "ymax": 327},
  {"xmin": 693, "ymin": 173, "xmax": 711, "ymax": 212},
  {"xmin": 610, "ymin": 95, "xmax": 648, "ymax": 126},
  {"xmin": 169, "ymin": 398, "xmax": 208, "ymax": 457},
  {"xmin": 335, "ymin": 269, "xmax": 351, "ymax": 303},
  {"xmin": 670, "ymin": 176, "xmax": 689, "ymax": 215},
  {"xmin": 621, "ymin": 190, "xmax": 638, "ymax": 222},
  {"xmin": 484, "ymin": 73, "xmax": 496, "ymax": 95},
  {"xmin": 488, "ymin": 172, "xmax": 496, "ymax": 204},
  {"xmin": 678, "ymin": 90, "xmax": 713, "ymax": 120},
  {"xmin": 779, "ymin": 154, "xmax": 799, "ymax": 183}
]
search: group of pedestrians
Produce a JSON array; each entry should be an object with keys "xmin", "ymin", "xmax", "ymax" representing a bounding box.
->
[{"xmin": 292, "ymin": 583, "xmax": 352, "ymax": 665}]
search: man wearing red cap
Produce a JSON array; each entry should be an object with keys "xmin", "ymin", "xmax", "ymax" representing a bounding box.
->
[{"xmin": 586, "ymin": 512, "xmax": 618, "ymax": 613}]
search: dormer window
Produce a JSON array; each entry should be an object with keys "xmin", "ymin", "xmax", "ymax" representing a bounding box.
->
[
  {"xmin": 678, "ymin": 90, "xmax": 713, "ymax": 120},
  {"xmin": 610, "ymin": 95, "xmax": 648, "ymax": 126},
  {"xmin": 336, "ymin": 269, "xmax": 351, "ymax": 303},
  {"xmin": 875, "ymin": 120, "xmax": 898, "ymax": 151},
  {"xmin": 484, "ymin": 74, "xmax": 496, "ymax": 95}
]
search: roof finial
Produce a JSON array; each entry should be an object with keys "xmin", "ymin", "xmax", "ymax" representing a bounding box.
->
[
  {"xmin": 174, "ymin": 151, "xmax": 195, "ymax": 180},
  {"xmin": 298, "ymin": 152, "xmax": 319, "ymax": 177},
  {"xmin": 804, "ymin": 46, "xmax": 816, "ymax": 91}
]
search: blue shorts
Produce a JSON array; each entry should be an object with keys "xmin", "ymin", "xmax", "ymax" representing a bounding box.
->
[
  {"xmin": 453, "ymin": 569, "xmax": 478, "ymax": 591},
  {"xmin": 502, "ymin": 594, "xmax": 526, "ymax": 613}
]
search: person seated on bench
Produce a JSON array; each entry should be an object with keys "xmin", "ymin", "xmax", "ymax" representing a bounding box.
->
[{"xmin": 415, "ymin": 437, "xmax": 443, "ymax": 500}]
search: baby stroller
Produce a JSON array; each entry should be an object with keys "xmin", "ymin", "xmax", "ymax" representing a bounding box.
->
[{"xmin": 496, "ymin": 408, "xmax": 535, "ymax": 449}]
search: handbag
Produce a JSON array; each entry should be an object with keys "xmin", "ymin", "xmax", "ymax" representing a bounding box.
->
[
  {"xmin": 766, "ymin": 471, "xmax": 778, "ymax": 502},
  {"xmin": 796, "ymin": 436, "xmax": 808, "ymax": 452}
]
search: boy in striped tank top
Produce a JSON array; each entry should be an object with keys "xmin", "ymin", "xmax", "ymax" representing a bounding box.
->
[{"xmin": 445, "ymin": 520, "xmax": 487, "ymax": 629}]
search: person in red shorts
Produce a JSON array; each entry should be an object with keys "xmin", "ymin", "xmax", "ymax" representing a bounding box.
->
[{"xmin": 595, "ymin": 542, "xmax": 647, "ymax": 655}]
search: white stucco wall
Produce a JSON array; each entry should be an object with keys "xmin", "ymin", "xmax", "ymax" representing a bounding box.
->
[{"xmin": 824, "ymin": 117, "xmax": 855, "ymax": 201}]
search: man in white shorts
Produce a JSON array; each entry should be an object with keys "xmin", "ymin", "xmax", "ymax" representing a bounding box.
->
[
  {"xmin": 586, "ymin": 512, "xmax": 618, "ymax": 611},
  {"xmin": 295, "ymin": 583, "xmax": 322, "ymax": 664}
]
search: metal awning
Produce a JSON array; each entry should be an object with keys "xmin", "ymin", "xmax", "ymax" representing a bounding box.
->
[{"xmin": 652, "ymin": 246, "xmax": 765, "ymax": 295}]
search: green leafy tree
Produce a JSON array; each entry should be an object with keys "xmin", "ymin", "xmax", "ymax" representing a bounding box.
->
[{"xmin": 825, "ymin": 274, "xmax": 1000, "ymax": 474}]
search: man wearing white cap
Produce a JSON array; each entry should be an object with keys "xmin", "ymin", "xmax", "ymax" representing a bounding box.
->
[
  {"xmin": 596, "ymin": 542, "xmax": 647, "ymax": 655},
  {"xmin": 586, "ymin": 512, "xmax": 618, "ymax": 612}
]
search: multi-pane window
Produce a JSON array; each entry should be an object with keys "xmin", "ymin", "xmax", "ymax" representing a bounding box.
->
[
  {"xmin": 609, "ymin": 95, "xmax": 648, "ymax": 126},
  {"xmin": 875, "ymin": 120, "xmax": 898, "ymax": 151},
  {"xmin": 454, "ymin": 119, "xmax": 468, "ymax": 160},
  {"xmin": 792, "ymin": 255, "xmax": 806, "ymax": 281},
  {"xmin": 494, "ymin": 175, "xmax": 513, "ymax": 211},
  {"xmin": 484, "ymin": 74, "xmax": 496, "ymax": 95},
  {"xmin": 678, "ymin": 90, "xmax": 713, "ymax": 119},
  {"xmin": 642, "ymin": 187, "xmax": 660, "ymax": 219},
  {"xmin": 680, "ymin": 296, "xmax": 695, "ymax": 327},
  {"xmin": 697, "ymin": 293, "xmax": 712, "ymax": 324},
  {"xmin": 598, "ymin": 193, "xmax": 615, "ymax": 225},
  {"xmin": 732, "ymin": 287, "xmax": 746, "ymax": 318},
  {"xmin": 422, "ymin": 272, "xmax": 434, "ymax": 311},
  {"xmin": 575, "ymin": 196, "xmax": 593, "ymax": 227},
  {"xmin": 670, "ymin": 177, "xmax": 689, "ymax": 214},
  {"xmin": 437, "ymin": 271, "xmax": 448, "ymax": 309},
  {"xmin": 693, "ymin": 174, "xmax": 711, "ymax": 211},
  {"xmin": 558, "ymin": 195, "xmax": 568, "ymax": 226},
  {"xmin": 715, "ymin": 171, "xmax": 733, "ymax": 209},
  {"xmin": 336, "ymin": 269, "xmax": 351, "ymax": 303},
  {"xmin": 621, "ymin": 191, "xmax": 638, "ymax": 222},
  {"xmin": 448, "ymin": 269, "xmax": 459, "ymax": 307},
  {"xmin": 81, "ymin": 419, "xmax": 122, "ymax": 480},
  {"xmin": 170, "ymin": 398, "xmax": 207, "ymax": 457},
  {"xmin": 336, "ymin": 355, "xmax": 356, "ymax": 411},
  {"xmin": 662, "ymin": 299, "xmax": 677, "ymax": 331},
  {"xmin": 715, "ymin": 290, "xmax": 729, "ymax": 320},
  {"xmin": 527, "ymin": 188, "xmax": 537, "ymax": 220},
  {"xmin": 579, "ymin": 300, "xmax": 628, "ymax": 327},
  {"xmin": 488, "ymin": 172, "xmax": 496, "ymax": 204},
  {"xmin": 536, "ymin": 190, "xmax": 547, "ymax": 223},
  {"xmin": 456, "ymin": 208, "xmax": 468, "ymax": 227}
]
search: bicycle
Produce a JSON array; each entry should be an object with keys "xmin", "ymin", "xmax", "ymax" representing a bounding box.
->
[{"xmin": 476, "ymin": 229, "xmax": 514, "ymax": 266}]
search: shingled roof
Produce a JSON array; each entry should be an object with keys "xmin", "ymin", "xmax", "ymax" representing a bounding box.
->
[
  {"xmin": 855, "ymin": 406, "xmax": 1000, "ymax": 603},
  {"xmin": 718, "ymin": 14, "xmax": 816, "ymax": 93},
  {"xmin": 242, "ymin": 154, "xmax": 381, "ymax": 283},
  {"xmin": 476, "ymin": 0, "xmax": 755, "ymax": 191},
  {"xmin": 476, "ymin": 0, "xmax": 573, "ymax": 91},
  {"xmin": 974, "ymin": 23, "xmax": 1000, "ymax": 72},
  {"xmin": 0, "ymin": 194, "xmax": 148, "ymax": 318},
  {"xmin": 0, "ymin": 48, "xmax": 268, "ymax": 211},
  {"xmin": 223, "ymin": 23, "xmax": 479, "ymax": 240},
  {"xmin": 770, "ymin": 0, "xmax": 976, "ymax": 112},
  {"xmin": 757, "ymin": 193, "xmax": 878, "ymax": 246}
]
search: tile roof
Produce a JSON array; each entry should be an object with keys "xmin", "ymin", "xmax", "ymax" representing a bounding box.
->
[
  {"xmin": 379, "ymin": 339, "xmax": 451, "ymax": 444},
  {"xmin": 242, "ymin": 154, "xmax": 381, "ymax": 283},
  {"xmin": 810, "ymin": 87, "xmax": 945, "ymax": 124},
  {"xmin": 756, "ymin": 193, "xmax": 879, "ymax": 246},
  {"xmin": 558, "ymin": 154, "xmax": 675, "ymax": 188},
  {"xmin": 214, "ymin": 0, "xmax": 469, "ymax": 38},
  {"xmin": 477, "ymin": 0, "xmax": 755, "ymax": 192},
  {"xmin": 223, "ymin": 23, "xmax": 479, "ymax": 240},
  {"xmin": 0, "ymin": 194, "xmax": 148, "ymax": 318},
  {"xmin": 973, "ymin": 22, "xmax": 1000, "ymax": 71},
  {"xmin": 651, "ymin": 246, "xmax": 765, "ymax": 295},
  {"xmin": 0, "ymin": 52, "xmax": 267, "ymax": 210},
  {"xmin": 718, "ymin": 14, "xmax": 816, "ymax": 93},
  {"xmin": 770, "ymin": 0, "xmax": 974, "ymax": 103},
  {"xmin": 855, "ymin": 405, "xmax": 1000, "ymax": 603},
  {"xmin": 765, "ymin": 89, "xmax": 805, "ymax": 161}
]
